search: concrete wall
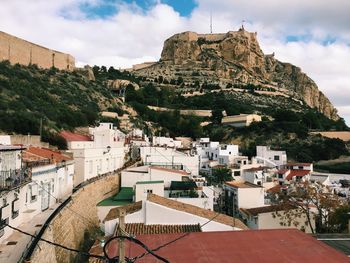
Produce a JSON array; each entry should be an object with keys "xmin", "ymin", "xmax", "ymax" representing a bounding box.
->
[
  {"xmin": 244, "ymin": 210, "xmax": 315, "ymax": 234},
  {"xmin": 237, "ymin": 188, "xmax": 265, "ymax": 209},
  {"xmin": 140, "ymin": 147, "xmax": 199, "ymax": 175},
  {"xmin": 0, "ymin": 31, "xmax": 75, "ymax": 70},
  {"xmin": 29, "ymin": 172, "xmax": 120, "ymax": 263}
]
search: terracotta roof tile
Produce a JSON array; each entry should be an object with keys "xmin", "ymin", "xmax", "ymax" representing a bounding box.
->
[
  {"xmin": 150, "ymin": 166, "xmax": 190, "ymax": 176},
  {"xmin": 240, "ymin": 204, "xmax": 296, "ymax": 216},
  {"xmin": 286, "ymin": 169, "xmax": 310, "ymax": 181},
  {"xmin": 225, "ymin": 181, "xmax": 262, "ymax": 188},
  {"xmin": 100, "ymin": 229, "xmax": 349, "ymax": 262},
  {"xmin": 103, "ymin": 201, "xmax": 142, "ymax": 222},
  {"xmin": 59, "ymin": 130, "xmax": 92, "ymax": 142},
  {"xmin": 24, "ymin": 147, "xmax": 72, "ymax": 163},
  {"xmin": 287, "ymin": 162, "xmax": 312, "ymax": 166},
  {"xmin": 117, "ymin": 223, "xmax": 202, "ymax": 235},
  {"xmin": 147, "ymin": 194, "xmax": 248, "ymax": 230}
]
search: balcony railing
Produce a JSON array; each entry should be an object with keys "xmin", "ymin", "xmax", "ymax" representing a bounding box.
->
[{"xmin": 0, "ymin": 169, "xmax": 31, "ymax": 191}]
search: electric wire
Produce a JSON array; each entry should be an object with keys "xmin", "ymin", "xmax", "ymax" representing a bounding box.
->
[
  {"xmin": 32, "ymin": 180, "xmax": 97, "ymax": 228},
  {"xmin": 4, "ymin": 223, "xmax": 106, "ymax": 260},
  {"xmin": 103, "ymin": 235, "xmax": 170, "ymax": 263}
]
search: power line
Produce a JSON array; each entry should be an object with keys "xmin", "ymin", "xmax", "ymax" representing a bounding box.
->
[
  {"xmin": 32, "ymin": 180, "xmax": 97, "ymax": 229},
  {"xmin": 4, "ymin": 223, "xmax": 106, "ymax": 260},
  {"xmin": 103, "ymin": 235, "xmax": 169, "ymax": 263}
]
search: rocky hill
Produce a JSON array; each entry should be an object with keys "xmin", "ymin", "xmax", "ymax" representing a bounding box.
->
[{"xmin": 135, "ymin": 28, "xmax": 338, "ymax": 120}]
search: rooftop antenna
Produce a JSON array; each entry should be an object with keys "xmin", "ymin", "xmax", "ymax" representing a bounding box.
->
[{"xmin": 210, "ymin": 11, "xmax": 213, "ymax": 33}]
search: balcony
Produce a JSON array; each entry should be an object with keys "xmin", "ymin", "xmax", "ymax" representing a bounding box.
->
[{"xmin": 0, "ymin": 169, "xmax": 31, "ymax": 191}]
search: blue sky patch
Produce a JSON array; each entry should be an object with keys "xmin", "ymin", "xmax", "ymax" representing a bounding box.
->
[{"xmin": 65, "ymin": 0, "xmax": 197, "ymax": 19}]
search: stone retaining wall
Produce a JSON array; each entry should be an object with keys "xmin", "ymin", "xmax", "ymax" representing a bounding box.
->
[{"xmin": 29, "ymin": 173, "xmax": 120, "ymax": 262}]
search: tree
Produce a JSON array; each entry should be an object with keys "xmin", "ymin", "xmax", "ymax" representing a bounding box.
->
[
  {"xmin": 273, "ymin": 181, "xmax": 345, "ymax": 234},
  {"xmin": 209, "ymin": 167, "xmax": 232, "ymax": 185}
]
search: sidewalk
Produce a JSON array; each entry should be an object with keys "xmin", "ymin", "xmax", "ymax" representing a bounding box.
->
[{"xmin": 0, "ymin": 202, "xmax": 61, "ymax": 263}]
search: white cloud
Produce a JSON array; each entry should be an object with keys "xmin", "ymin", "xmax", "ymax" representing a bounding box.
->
[{"xmin": 0, "ymin": 0, "xmax": 349, "ymax": 124}]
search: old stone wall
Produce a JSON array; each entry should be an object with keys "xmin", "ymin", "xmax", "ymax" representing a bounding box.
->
[
  {"xmin": 0, "ymin": 31, "xmax": 75, "ymax": 70},
  {"xmin": 29, "ymin": 173, "xmax": 120, "ymax": 263}
]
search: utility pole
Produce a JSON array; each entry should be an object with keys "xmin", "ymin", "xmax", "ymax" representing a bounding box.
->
[
  {"xmin": 117, "ymin": 208, "xmax": 126, "ymax": 263},
  {"xmin": 39, "ymin": 117, "xmax": 43, "ymax": 142}
]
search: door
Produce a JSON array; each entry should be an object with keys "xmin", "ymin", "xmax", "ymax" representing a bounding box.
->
[{"xmin": 41, "ymin": 183, "xmax": 51, "ymax": 211}]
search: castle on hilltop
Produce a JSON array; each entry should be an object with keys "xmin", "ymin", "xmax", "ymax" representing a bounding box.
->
[{"xmin": 0, "ymin": 31, "xmax": 75, "ymax": 71}]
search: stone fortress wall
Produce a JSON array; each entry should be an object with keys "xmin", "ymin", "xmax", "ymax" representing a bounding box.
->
[{"xmin": 0, "ymin": 31, "xmax": 75, "ymax": 70}]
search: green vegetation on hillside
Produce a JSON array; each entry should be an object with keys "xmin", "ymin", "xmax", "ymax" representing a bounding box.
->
[
  {"xmin": 1, "ymin": 62, "xmax": 348, "ymax": 162},
  {"xmin": 0, "ymin": 61, "xmax": 118, "ymax": 144}
]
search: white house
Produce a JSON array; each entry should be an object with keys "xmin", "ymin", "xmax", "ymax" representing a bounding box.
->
[
  {"xmin": 60, "ymin": 123, "xmax": 126, "ymax": 186},
  {"xmin": 240, "ymin": 205, "xmax": 316, "ymax": 233},
  {"xmin": 121, "ymin": 165, "xmax": 190, "ymax": 188},
  {"xmin": 242, "ymin": 167, "xmax": 273, "ymax": 186},
  {"xmin": 255, "ymin": 146, "xmax": 287, "ymax": 168},
  {"xmin": 0, "ymin": 145, "xmax": 28, "ymax": 241},
  {"xmin": 23, "ymin": 147, "xmax": 74, "ymax": 207},
  {"xmin": 276, "ymin": 168, "xmax": 311, "ymax": 184},
  {"xmin": 221, "ymin": 114, "xmax": 262, "ymax": 127},
  {"xmin": 0, "ymin": 146, "xmax": 74, "ymax": 242},
  {"xmin": 139, "ymin": 146, "xmax": 199, "ymax": 175},
  {"xmin": 287, "ymin": 163, "xmax": 313, "ymax": 172},
  {"xmin": 193, "ymin": 138, "xmax": 239, "ymax": 174},
  {"xmin": 152, "ymin": 136, "xmax": 182, "ymax": 148},
  {"xmin": 223, "ymin": 181, "xmax": 265, "ymax": 216},
  {"xmin": 102, "ymin": 194, "xmax": 248, "ymax": 236},
  {"xmin": 120, "ymin": 165, "xmax": 213, "ymax": 210}
]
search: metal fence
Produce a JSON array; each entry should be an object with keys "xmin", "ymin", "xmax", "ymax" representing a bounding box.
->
[{"xmin": 0, "ymin": 169, "xmax": 30, "ymax": 191}]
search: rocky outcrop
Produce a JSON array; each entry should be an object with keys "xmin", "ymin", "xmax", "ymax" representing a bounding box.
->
[
  {"xmin": 107, "ymin": 79, "xmax": 139, "ymax": 90},
  {"xmin": 136, "ymin": 28, "xmax": 339, "ymax": 120}
]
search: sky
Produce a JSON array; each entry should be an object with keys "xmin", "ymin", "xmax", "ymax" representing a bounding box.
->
[{"xmin": 0, "ymin": 0, "xmax": 350, "ymax": 125}]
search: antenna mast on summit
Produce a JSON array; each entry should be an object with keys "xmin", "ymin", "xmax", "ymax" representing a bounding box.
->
[{"xmin": 210, "ymin": 11, "xmax": 213, "ymax": 33}]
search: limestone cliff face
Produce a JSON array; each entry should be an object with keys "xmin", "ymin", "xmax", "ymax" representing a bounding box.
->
[{"xmin": 138, "ymin": 29, "xmax": 339, "ymax": 120}]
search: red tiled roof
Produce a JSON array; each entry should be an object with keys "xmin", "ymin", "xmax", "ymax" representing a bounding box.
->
[
  {"xmin": 245, "ymin": 166, "xmax": 265, "ymax": 172},
  {"xmin": 225, "ymin": 181, "xmax": 262, "ymax": 188},
  {"xmin": 287, "ymin": 162, "xmax": 312, "ymax": 166},
  {"xmin": 59, "ymin": 130, "xmax": 92, "ymax": 142},
  {"xmin": 102, "ymin": 229, "xmax": 349, "ymax": 262},
  {"xmin": 117, "ymin": 223, "xmax": 201, "ymax": 235},
  {"xmin": 241, "ymin": 204, "xmax": 296, "ymax": 216},
  {"xmin": 25, "ymin": 147, "xmax": 72, "ymax": 163},
  {"xmin": 286, "ymin": 169, "xmax": 311, "ymax": 181},
  {"xmin": 150, "ymin": 166, "xmax": 190, "ymax": 176},
  {"xmin": 266, "ymin": 184, "xmax": 283, "ymax": 194},
  {"xmin": 277, "ymin": 169, "xmax": 290, "ymax": 174},
  {"xmin": 147, "ymin": 194, "xmax": 248, "ymax": 230}
]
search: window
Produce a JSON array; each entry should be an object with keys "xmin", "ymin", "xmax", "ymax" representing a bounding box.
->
[
  {"xmin": 274, "ymin": 155, "xmax": 280, "ymax": 161},
  {"xmin": 12, "ymin": 194, "xmax": 19, "ymax": 219},
  {"xmin": 29, "ymin": 185, "xmax": 38, "ymax": 203},
  {"xmin": 234, "ymin": 171, "xmax": 240, "ymax": 176},
  {"xmin": 146, "ymin": 189, "xmax": 153, "ymax": 194}
]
